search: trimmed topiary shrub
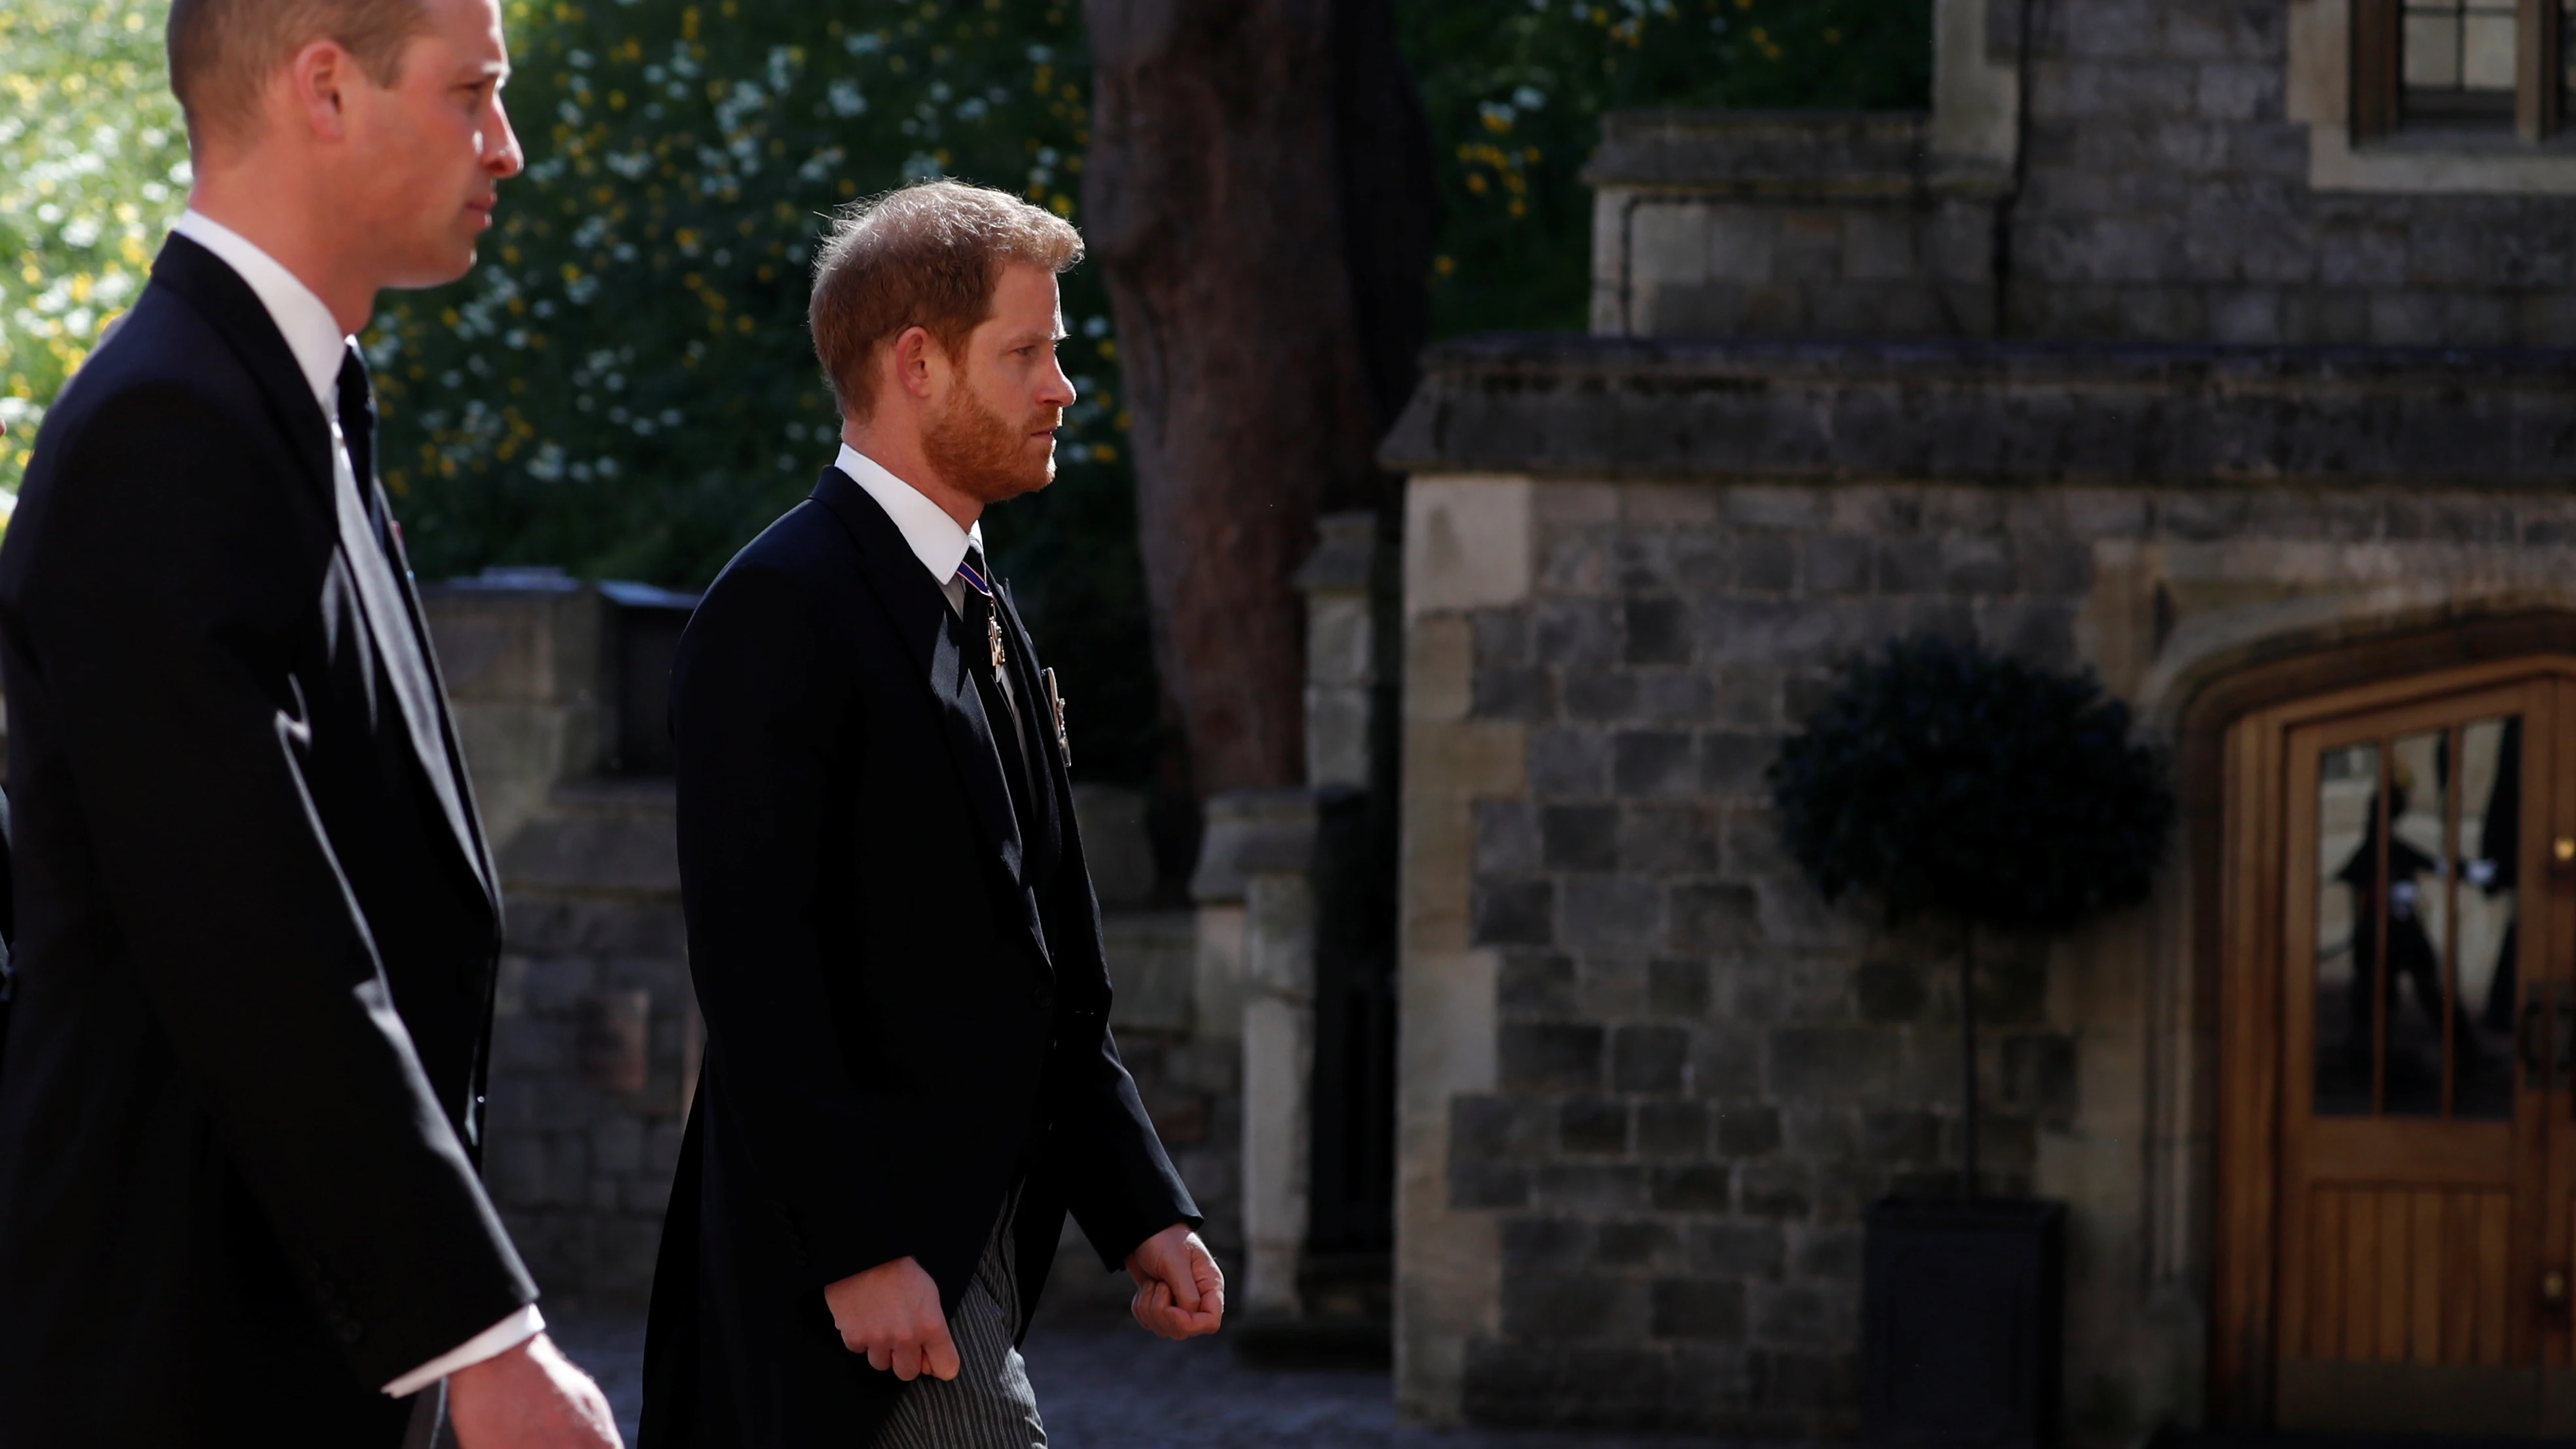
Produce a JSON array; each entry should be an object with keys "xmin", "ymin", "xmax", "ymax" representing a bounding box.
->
[{"xmin": 1768, "ymin": 636, "xmax": 2173, "ymax": 1197}]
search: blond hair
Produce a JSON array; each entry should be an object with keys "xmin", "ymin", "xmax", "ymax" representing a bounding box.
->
[
  {"xmin": 168, "ymin": 0, "xmax": 433, "ymax": 151},
  {"xmin": 808, "ymin": 180, "xmax": 1084, "ymax": 420}
]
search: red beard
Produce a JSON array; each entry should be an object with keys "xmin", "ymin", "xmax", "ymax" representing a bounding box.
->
[{"xmin": 925, "ymin": 384, "xmax": 1057, "ymax": 505}]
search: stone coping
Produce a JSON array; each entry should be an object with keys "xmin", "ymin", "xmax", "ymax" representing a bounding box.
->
[
  {"xmin": 1379, "ymin": 333, "xmax": 2576, "ymax": 487},
  {"xmin": 1581, "ymin": 107, "xmax": 1931, "ymax": 197}
]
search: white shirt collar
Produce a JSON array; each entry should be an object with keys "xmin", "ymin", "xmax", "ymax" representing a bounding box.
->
[
  {"xmin": 833, "ymin": 442, "xmax": 986, "ymax": 588},
  {"xmin": 172, "ymin": 210, "xmax": 350, "ymax": 421}
]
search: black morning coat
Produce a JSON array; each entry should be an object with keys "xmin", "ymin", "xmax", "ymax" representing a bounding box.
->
[
  {"xmin": 0, "ymin": 234, "xmax": 537, "ymax": 1444},
  {"xmin": 638, "ymin": 466, "xmax": 1199, "ymax": 1446}
]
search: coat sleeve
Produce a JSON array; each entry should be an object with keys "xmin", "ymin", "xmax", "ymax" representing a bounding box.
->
[
  {"xmin": 1045, "ymin": 818, "xmax": 1202, "ymax": 1270},
  {"xmin": 12, "ymin": 383, "xmax": 535, "ymax": 1386},
  {"xmin": 670, "ymin": 558, "xmax": 915, "ymax": 1289}
]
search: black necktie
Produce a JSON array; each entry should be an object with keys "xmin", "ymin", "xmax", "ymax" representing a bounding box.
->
[{"xmin": 335, "ymin": 346, "xmax": 391, "ymax": 549}]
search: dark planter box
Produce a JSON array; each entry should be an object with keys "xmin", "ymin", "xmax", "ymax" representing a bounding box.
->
[{"xmin": 1864, "ymin": 1197, "xmax": 2065, "ymax": 1449}]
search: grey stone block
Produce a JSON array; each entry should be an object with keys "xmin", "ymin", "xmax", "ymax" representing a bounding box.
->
[
  {"xmin": 1453, "ymin": 1093, "xmax": 1546, "ymax": 1160},
  {"xmin": 1750, "ymin": 1348, "xmax": 1858, "ymax": 1412},
  {"xmin": 1543, "ymin": 803, "xmax": 1620, "ymax": 871},
  {"xmin": 1579, "ymin": 958, "xmax": 1652, "ymax": 1021},
  {"xmin": 1533, "ymin": 600, "xmax": 1624, "ymax": 667},
  {"xmin": 1612, "ymin": 1025, "xmax": 1691, "ymax": 1093},
  {"xmin": 1502, "ymin": 1215, "xmax": 1593, "ymax": 1274},
  {"xmin": 1735, "ymin": 534, "xmax": 1797, "ymax": 594},
  {"xmin": 2194, "ymin": 60, "xmax": 2280, "ymax": 122},
  {"xmin": 1670, "ymin": 883, "xmax": 1761, "ymax": 957},
  {"xmin": 1453, "ymin": 1163, "xmax": 1532, "ymax": 1209},
  {"xmin": 1802, "ymin": 536, "xmax": 1872, "ymax": 596},
  {"xmin": 1596, "ymin": 1220, "xmax": 1684, "ymax": 1269},
  {"xmin": 1476, "ymin": 880, "xmax": 1557, "ymax": 947},
  {"xmin": 1500, "ymin": 952, "xmax": 1580, "ymax": 1018},
  {"xmin": 1707, "ymin": 204, "xmax": 1780, "ymax": 282},
  {"xmin": 1851, "ymin": 960, "xmax": 1929, "ymax": 1022},
  {"xmin": 1563, "ymin": 670, "xmax": 1641, "ymax": 722},
  {"xmin": 1861, "ymin": 1109, "xmax": 1942, "ymax": 1165},
  {"xmin": 1652, "ymin": 1279, "xmax": 1749, "ymax": 1340},
  {"xmin": 1794, "ymin": 1226, "xmax": 1866, "ymax": 1283},
  {"xmin": 1477, "ymin": 799, "xmax": 1543, "ymax": 876},
  {"xmin": 524, "ymin": 957, "xmax": 598, "ymax": 1014},
  {"xmin": 1693, "ymin": 1222, "xmax": 1787, "ymax": 1279},
  {"xmin": 1476, "ymin": 665, "xmax": 1552, "ymax": 720},
  {"xmin": 1694, "ymin": 1027, "xmax": 1767, "ymax": 1101},
  {"xmin": 1563, "ymin": 875, "xmax": 1667, "ymax": 947},
  {"xmin": 1635, "ymin": 670, "xmax": 1718, "ymax": 725},
  {"xmin": 1613, "ymin": 731, "xmax": 1697, "ymax": 798},
  {"xmin": 1766, "ymin": 1027, "xmax": 1900, "ymax": 1104},
  {"xmin": 1648, "ymin": 959, "xmax": 1713, "ymax": 1018},
  {"xmin": 1560, "ymin": 1097, "xmax": 1632, "ymax": 1156},
  {"xmin": 1736, "ymin": 1162, "xmax": 1813, "ymax": 1220},
  {"xmin": 2207, "ymin": 287, "xmax": 2283, "ymax": 344},
  {"xmin": 1714, "ymin": 1103, "xmax": 1783, "ymax": 1157},
  {"xmin": 1752, "ymin": 1283, "xmax": 1840, "ymax": 1346},
  {"xmin": 1637, "ymin": 1100, "xmax": 1711, "ymax": 1158},
  {"xmin": 1650, "ymin": 1164, "xmax": 1735, "ymax": 1212},
  {"xmin": 1873, "ymin": 537, "xmax": 1942, "ymax": 594},
  {"xmin": 1474, "ymin": 605, "xmax": 1532, "ymax": 667},
  {"xmin": 1620, "ymin": 803, "xmax": 1718, "ymax": 875},
  {"xmin": 1534, "ymin": 1164, "xmax": 1652, "ymax": 1213},
  {"xmin": 1698, "ymin": 732, "xmax": 1773, "ymax": 796},
  {"xmin": 1625, "ymin": 597, "xmax": 1692, "ymax": 665},
  {"xmin": 1940, "ymin": 534, "xmax": 2015, "ymax": 595},
  {"xmin": 1501, "ymin": 1022, "xmax": 1607, "ymax": 1091},
  {"xmin": 1531, "ymin": 729, "xmax": 1612, "ymax": 797}
]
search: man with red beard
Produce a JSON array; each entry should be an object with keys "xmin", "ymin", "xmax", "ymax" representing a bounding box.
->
[{"xmin": 639, "ymin": 180, "xmax": 1222, "ymax": 1447}]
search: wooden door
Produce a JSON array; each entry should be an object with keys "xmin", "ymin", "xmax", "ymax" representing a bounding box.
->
[{"xmin": 2265, "ymin": 671, "xmax": 2576, "ymax": 1433}]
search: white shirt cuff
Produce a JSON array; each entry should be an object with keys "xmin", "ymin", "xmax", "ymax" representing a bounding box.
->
[{"xmin": 380, "ymin": 1304, "xmax": 545, "ymax": 1398}]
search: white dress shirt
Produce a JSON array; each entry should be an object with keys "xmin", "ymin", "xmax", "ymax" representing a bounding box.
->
[
  {"xmin": 169, "ymin": 210, "xmax": 545, "ymax": 1399},
  {"xmin": 833, "ymin": 443, "xmax": 1030, "ymax": 754}
]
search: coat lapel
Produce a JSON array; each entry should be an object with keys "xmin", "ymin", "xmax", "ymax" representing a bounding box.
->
[
  {"xmin": 808, "ymin": 468, "xmax": 1047, "ymax": 957},
  {"xmin": 149, "ymin": 234, "xmax": 499, "ymax": 917}
]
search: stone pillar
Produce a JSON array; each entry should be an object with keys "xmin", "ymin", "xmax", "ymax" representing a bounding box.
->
[
  {"xmin": 1191, "ymin": 788, "xmax": 1320, "ymax": 1313},
  {"xmin": 1237, "ymin": 802, "xmax": 1320, "ymax": 1319},
  {"xmin": 1296, "ymin": 511, "xmax": 1381, "ymax": 792}
]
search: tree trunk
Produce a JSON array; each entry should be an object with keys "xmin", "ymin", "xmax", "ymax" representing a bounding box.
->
[{"xmin": 1082, "ymin": 0, "xmax": 1432, "ymax": 797}]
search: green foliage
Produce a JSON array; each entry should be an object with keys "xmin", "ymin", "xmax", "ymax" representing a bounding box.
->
[
  {"xmin": 1768, "ymin": 637, "xmax": 2174, "ymax": 934},
  {"xmin": 1401, "ymin": 0, "xmax": 1933, "ymax": 336},
  {"xmin": 0, "ymin": 0, "xmax": 190, "ymax": 490}
]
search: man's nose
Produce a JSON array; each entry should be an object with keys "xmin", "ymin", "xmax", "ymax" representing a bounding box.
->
[
  {"xmin": 1042, "ymin": 359, "xmax": 1076, "ymax": 408},
  {"xmin": 484, "ymin": 100, "xmax": 526, "ymax": 177}
]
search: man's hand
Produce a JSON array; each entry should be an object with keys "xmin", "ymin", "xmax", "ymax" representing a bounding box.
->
[
  {"xmin": 446, "ymin": 1332, "xmax": 622, "ymax": 1449},
  {"xmin": 1125, "ymin": 1223, "xmax": 1224, "ymax": 1340},
  {"xmin": 824, "ymin": 1256, "xmax": 960, "ymax": 1381}
]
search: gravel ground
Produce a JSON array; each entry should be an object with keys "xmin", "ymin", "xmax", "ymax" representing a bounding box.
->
[{"xmin": 551, "ymin": 1310, "xmax": 1714, "ymax": 1448}]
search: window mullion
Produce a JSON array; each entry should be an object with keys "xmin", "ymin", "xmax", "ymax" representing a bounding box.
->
[{"xmin": 2518, "ymin": 0, "xmax": 2561, "ymax": 139}]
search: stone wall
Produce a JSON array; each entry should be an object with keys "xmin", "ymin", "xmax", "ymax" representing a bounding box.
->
[
  {"xmin": 1384, "ymin": 340, "xmax": 2576, "ymax": 1436},
  {"xmin": 428, "ymin": 576, "xmax": 694, "ymax": 1310},
  {"xmin": 2008, "ymin": 0, "xmax": 2576, "ymax": 345},
  {"xmin": 1593, "ymin": 0, "xmax": 2576, "ymax": 350}
]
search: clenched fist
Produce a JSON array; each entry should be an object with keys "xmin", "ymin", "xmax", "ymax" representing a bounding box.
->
[{"xmin": 824, "ymin": 1256, "xmax": 961, "ymax": 1382}]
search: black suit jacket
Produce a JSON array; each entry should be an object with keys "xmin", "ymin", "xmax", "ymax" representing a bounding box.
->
[
  {"xmin": 639, "ymin": 468, "xmax": 1198, "ymax": 1446},
  {"xmin": 0, "ymin": 235, "xmax": 537, "ymax": 1444}
]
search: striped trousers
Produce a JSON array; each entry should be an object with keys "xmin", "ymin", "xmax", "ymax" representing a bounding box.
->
[{"xmin": 869, "ymin": 1190, "xmax": 1046, "ymax": 1449}]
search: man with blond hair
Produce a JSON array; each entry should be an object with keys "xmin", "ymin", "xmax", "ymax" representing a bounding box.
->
[
  {"xmin": 0, "ymin": 0, "xmax": 619, "ymax": 1444},
  {"xmin": 639, "ymin": 179, "xmax": 1223, "ymax": 1446}
]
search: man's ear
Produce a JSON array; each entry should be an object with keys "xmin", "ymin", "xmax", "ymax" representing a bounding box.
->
[
  {"xmin": 285, "ymin": 39, "xmax": 356, "ymax": 142},
  {"xmin": 890, "ymin": 325, "xmax": 942, "ymax": 403}
]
